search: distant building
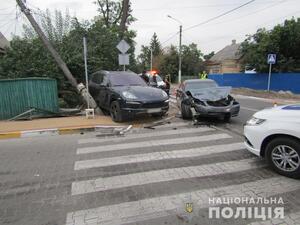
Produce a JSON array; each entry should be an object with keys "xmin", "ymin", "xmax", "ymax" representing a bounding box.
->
[
  {"xmin": 206, "ymin": 40, "xmax": 242, "ymax": 74},
  {"xmin": 0, "ymin": 32, "xmax": 10, "ymax": 55}
]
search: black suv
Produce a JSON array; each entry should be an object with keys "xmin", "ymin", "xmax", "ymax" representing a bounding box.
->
[{"xmin": 89, "ymin": 71, "xmax": 169, "ymax": 122}]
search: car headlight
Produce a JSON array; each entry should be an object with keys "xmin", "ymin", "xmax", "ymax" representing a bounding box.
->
[
  {"xmin": 246, "ymin": 117, "xmax": 266, "ymax": 126},
  {"xmin": 122, "ymin": 91, "xmax": 138, "ymax": 100},
  {"xmin": 162, "ymin": 91, "xmax": 168, "ymax": 98}
]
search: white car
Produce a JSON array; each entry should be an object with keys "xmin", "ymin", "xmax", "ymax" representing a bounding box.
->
[{"xmin": 244, "ymin": 104, "xmax": 300, "ymax": 178}]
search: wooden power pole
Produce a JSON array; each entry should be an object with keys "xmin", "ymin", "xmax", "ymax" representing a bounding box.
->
[{"xmin": 16, "ymin": 0, "xmax": 101, "ymax": 113}]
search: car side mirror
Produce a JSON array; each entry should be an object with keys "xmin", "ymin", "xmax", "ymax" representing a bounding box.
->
[{"xmin": 96, "ymin": 84, "xmax": 105, "ymax": 89}]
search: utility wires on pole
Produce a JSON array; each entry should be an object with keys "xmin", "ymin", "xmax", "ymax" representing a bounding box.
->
[{"xmin": 16, "ymin": 0, "xmax": 101, "ymax": 114}]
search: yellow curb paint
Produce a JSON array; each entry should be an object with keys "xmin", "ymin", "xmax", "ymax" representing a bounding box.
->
[
  {"xmin": 0, "ymin": 132, "xmax": 21, "ymax": 139},
  {"xmin": 58, "ymin": 127, "xmax": 88, "ymax": 135}
]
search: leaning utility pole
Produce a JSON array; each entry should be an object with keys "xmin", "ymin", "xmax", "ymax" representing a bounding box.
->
[{"xmin": 16, "ymin": 0, "xmax": 101, "ymax": 114}]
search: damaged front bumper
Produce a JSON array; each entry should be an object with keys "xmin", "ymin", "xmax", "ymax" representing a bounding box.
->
[{"xmin": 192, "ymin": 102, "xmax": 240, "ymax": 117}]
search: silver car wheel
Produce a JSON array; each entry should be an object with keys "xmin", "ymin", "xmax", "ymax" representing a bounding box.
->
[{"xmin": 272, "ymin": 145, "xmax": 300, "ymax": 172}]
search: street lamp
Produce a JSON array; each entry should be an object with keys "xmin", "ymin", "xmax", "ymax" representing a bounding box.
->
[{"xmin": 167, "ymin": 15, "xmax": 182, "ymax": 83}]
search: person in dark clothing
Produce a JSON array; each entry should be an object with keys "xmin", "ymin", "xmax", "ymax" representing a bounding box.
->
[
  {"xmin": 141, "ymin": 70, "xmax": 149, "ymax": 84},
  {"xmin": 164, "ymin": 76, "xmax": 170, "ymax": 95}
]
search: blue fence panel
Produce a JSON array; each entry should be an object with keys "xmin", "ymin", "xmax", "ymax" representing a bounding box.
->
[{"xmin": 208, "ymin": 73, "xmax": 300, "ymax": 94}]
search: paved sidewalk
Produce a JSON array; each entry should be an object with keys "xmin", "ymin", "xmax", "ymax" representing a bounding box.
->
[
  {"xmin": 0, "ymin": 116, "xmax": 119, "ymax": 133},
  {"xmin": 0, "ymin": 114, "xmax": 174, "ymax": 139}
]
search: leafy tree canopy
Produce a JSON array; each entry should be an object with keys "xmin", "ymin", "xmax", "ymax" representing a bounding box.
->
[
  {"xmin": 0, "ymin": 1, "xmax": 137, "ymax": 107},
  {"xmin": 239, "ymin": 17, "xmax": 300, "ymax": 72}
]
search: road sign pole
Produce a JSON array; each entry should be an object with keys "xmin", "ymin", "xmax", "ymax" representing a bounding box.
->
[
  {"xmin": 267, "ymin": 63, "xmax": 272, "ymax": 91},
  {"xmin": 150, "ymin": 48, "xmax": 153, "ymax": 71},
  {"xmin": 83, "ymin": 36, "xmax": 90, "ymax": 109}
]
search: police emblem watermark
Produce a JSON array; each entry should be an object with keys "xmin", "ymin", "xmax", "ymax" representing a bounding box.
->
[
  {"xmin": 208, "ymin": 197, "xmax": 285, "ymax": 220},
  {"xmin": 185, "ymin": 203, "xmax": 193, "ymax": 213}
]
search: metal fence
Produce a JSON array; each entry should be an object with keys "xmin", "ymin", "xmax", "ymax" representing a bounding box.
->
[
  {"xmin": 208, "ymin": 73, "xmax": 300, "ymax": 94},
  {"xmin": 0, "ymin": 78, "xmax": 59, "ymax": 120}
]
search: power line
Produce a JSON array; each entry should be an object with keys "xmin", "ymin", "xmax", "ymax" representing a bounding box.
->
[
  {"xmin": 183, "ymin": 0, "xmax": 256, "ymax": 32},
  {"xmin": 161, "ymin": 32, "xmax": 179, "ymax": 49},
  {"xmin": 199, "ymin": 9, "xmax": 300, "ymax": 47},
  {"xmin": 134, "ymin": 1, "xmax": 285, "ymax": 11},
  {"xmin": 199, "ymin": 0, "xmax": 288, "ymax": 28}
]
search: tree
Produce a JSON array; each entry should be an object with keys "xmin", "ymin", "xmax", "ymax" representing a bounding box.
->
[
  {"xmin": 0, "ymin": 6, "xmax": 137, "ymax": 107},
  {"xmin": 137, "ymin": 33, "xmax": 163, "ymax": 71},
  {"xmin": 204, "ymin": 51, "xmax": 215, "ymax": 61},
  {"xmin": 158, "ymin": 45, "xmax": 178, "ymax": 82},
  {"xmin": 181, "ymin": 43, "xmax": 204, "ymax": 76},
  {"xmin": 23, "ymin": 9, "xmax": 72, "ymax": 43},
  {"xmin": 137, "ymin": 45, "xmax": 151, "ymax": 70},
  {"xmin": 150, "ymin": 33, "xmax": 162, "ymax": 56},
  {"xmin": 239, "ymin": 18, "xmax": 300, "ymax": 72},
  {"xmin": 95, "ymin": 0, "xmax": 135, "ymax": 30}
]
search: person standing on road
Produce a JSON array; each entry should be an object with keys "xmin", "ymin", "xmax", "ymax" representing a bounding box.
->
[
  {"xmin": 141, "ymin": 70, "xmax": 149, "ymax": 84},
  {"xmin": 199, "ymin": 71, "xmax": 208, "ymax": 79},
  {"xmin": 164, "ymin": 76, "xmax": 170, "ymax": 96}
]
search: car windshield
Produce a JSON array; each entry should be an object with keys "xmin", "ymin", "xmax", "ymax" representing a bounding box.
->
[
  {"xmin": 185, "ymin": 81, "xmax": 218, "ymax": 90},
  {"xmin": 149, "ymin": 75, "xmax": 163, "ymax": 82},
  {"xmin": 110, "ymin": 74, "xmax": 147, "ymax": 86}
]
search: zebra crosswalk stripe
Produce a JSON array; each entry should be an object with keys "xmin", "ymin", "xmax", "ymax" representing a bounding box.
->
[
  {"xmin": 72, "ymin": 158, "xmax": 261, "ymax": 195},
  {"xmin": 74, "ymin": 142, "xmax": 244, "ymax": 170},
  {"xmin": 76, "ymin": 133, "xmax": 232, "ymax": 154},
  {"xmin": 78, "ymin": 127, "xmax": 213, "ymax": 144},
  {"xmin": 66, "ymin": 177, "xmax": 300, "ymax": 225}
]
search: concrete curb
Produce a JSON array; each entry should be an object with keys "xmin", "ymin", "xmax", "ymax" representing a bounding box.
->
[{"xmin": 0, "ymin": 125, "xmax": 132, "ymax": 140}]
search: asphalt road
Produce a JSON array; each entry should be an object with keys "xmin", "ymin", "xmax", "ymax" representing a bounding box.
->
[{"xmin": 1, "ymin": 96, "xmax": 299, "ymax": 225}]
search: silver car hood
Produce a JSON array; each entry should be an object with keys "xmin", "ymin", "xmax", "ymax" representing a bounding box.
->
[{"xmin": 189, "ymin": 87, "xmax": 232, "ymax": 101}]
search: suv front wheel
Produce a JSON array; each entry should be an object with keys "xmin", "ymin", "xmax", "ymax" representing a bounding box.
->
[
  {"xmin": 265, "ymin": 137, "xmax": 300, "ymax": 179},
  {"xmin": 110, "ymin": 101, "xmax": 127, "ymax": 122}
]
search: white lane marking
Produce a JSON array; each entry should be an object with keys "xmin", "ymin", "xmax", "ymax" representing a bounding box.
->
[
  {"xmin": 234, "ymin": 94, "xmax": 272, "ymax": 102},
  {"xmin": 74, "ymin": 142, "xmax": 244, "ymax": 170},
  {"xmin": 65, "ymin": 177, "xmax": 300, "ymax": 225},
  {"xmin": 240, "ymin": 106, "xmax": 259, "ymax": 112},
  {"xmin": 78, "ymin": 127, "xmax": 213, "ymax": 144},
  {"xmin": 72, "ymin": 158, "xmax": 259, "ymax": 195},
  {"xmin": 76, "ymin": 133, "xmax": 232, "ymax": 155}
]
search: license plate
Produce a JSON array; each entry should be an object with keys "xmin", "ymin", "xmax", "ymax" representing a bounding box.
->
[{"xmin": 147, "ymin": 108, "xmax": 162, "ymax": 113}]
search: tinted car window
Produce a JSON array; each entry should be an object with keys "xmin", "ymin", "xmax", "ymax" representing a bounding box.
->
[
  {"xmin": 92, "ymin": 72, "xmax": 104, "ymax": 84},
  {"xmin": 185, "ymin": 81, "xmax": 217, "ymax": 90},
  {"xmin": 109, "ymin": 74, "xmax": 147, "ymax": 86}
]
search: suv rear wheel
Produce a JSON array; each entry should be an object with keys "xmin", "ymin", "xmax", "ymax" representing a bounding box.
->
[{"xmin": 265, "ymin": 137, "xmax": 300, "ymax": 179}]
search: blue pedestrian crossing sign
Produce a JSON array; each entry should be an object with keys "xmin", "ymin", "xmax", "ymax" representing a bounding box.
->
[{"xmin": 267, "ymin": 54, "xmax": 276, "ymax": 64}]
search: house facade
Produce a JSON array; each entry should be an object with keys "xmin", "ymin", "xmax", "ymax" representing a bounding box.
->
[{"xmin": 206, "ymin": 40, "xmax": 242, "ymax": 74}]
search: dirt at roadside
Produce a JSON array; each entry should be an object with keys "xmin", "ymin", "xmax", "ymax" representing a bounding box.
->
[{"xmin": 232, "ymin": 88, "xmax": 300, "ymax": 102}]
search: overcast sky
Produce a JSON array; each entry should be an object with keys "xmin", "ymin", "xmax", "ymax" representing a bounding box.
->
[{"xmin": 1, "ymin": 0, "xmax": 300, "ymax": 54}]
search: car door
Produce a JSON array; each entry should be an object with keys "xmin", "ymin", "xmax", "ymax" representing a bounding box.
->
[
  {"xmin": 99, "ymin": 75, "xmax": 111, "ymax": 110},
  {"xmin": 89, "ymin": 72, "xmax": 105, "ymax": 107}
]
